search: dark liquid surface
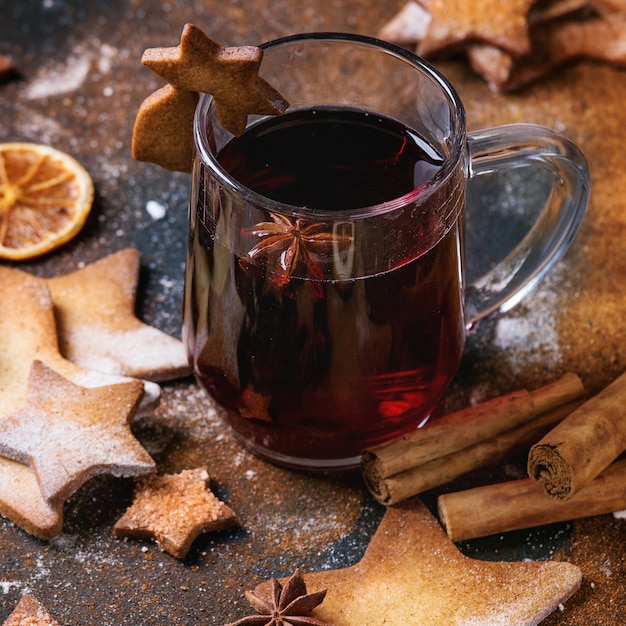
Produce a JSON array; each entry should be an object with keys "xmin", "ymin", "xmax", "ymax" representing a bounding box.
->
[
  {"xmin": 217, "ymin": 107, "xmax": 443, "ymax": 210},
  {"xmin": 186, "ymin": 107, "xmax": 464, "ymax": 468}
]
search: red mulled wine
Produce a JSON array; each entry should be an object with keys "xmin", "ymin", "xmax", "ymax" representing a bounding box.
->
[{"xmin": 185, "ymin": 107, "xmax": 466, "ymax": 468}]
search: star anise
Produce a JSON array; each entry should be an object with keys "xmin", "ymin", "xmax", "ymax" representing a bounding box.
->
[
  {"xmin": 238, "ymin": 212, "xmax": 353, "ymax": 296},
  {"xmin": 225, "ymin": 568, "xmax": 332, "ymax": 626}
]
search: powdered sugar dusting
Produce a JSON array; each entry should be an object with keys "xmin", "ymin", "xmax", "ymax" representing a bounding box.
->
[
  {"xmin": 0, "ymin": 581, "xmax": 21, "ymax": 594},
  {"xmin": 62, "ymin": 324, "xmax": 189, "ymax": 381},
  {"xmin": 0, "ymin": 553, "xmax": 50, "ymax": 596},
  {"xmin": 26, "ymin": 54, "xmax": 91, "ymax": 100},
  {"xmin": 494, "ymin": 269, "xmax": 563, "ymax": 375},
  {"xmin": 96, "ymin": 43, "xmax": 117, "ymax": 74},
  {"xmin": 25, "ymin": 39, "xmax": 120, "ymax": 100}
]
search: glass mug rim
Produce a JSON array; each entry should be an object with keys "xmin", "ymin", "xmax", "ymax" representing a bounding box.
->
[{"xmin": 193, "ymin": 31, "xmax": 467, "ymax": 221}]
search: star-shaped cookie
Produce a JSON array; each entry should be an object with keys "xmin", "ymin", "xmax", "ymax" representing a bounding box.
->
[
  {"xmin": 416, "ymin": 0, "xmax": 537, "ymax": 57},
  {"xmin": 46, "ymin": 248, "xmax": 191, "ymax": 383},
  {"xmin": 256, "ymin": 499, "xmax": 581, "ymax": 625},
  {"xmin": 0, "ymin": 263, "xmax": 161, "ymax": 419},
  {"xmin": 114, "ymin": 466, "xmax": 237, "ymax": 559},
  {"xmin": 0, "ymin": 265, "xmax": 159, "ymax": 537},
  {"xmin": 0, "ymin": 360, "xmax": 155, "ymax": 503},
  {"xmin": 473, "ymin": 11, "xmax": 626, "ymax": 91},
  {"xmin": 2, "ymin": 593, "xmax": 60, "ymax": 626},
  {"xmin": 142, "ymin": 23, "xmax": 289, "ymax": 137}
]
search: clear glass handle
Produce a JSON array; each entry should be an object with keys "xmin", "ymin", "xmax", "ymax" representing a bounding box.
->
[{"xmin": 464, "ymin": 124, "xmax": 590, "ymax": 328}]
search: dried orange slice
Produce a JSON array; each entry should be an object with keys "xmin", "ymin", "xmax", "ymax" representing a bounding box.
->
[{"xmin": 0, "ymin": 142, "xmax": 94, "ymax": 260}]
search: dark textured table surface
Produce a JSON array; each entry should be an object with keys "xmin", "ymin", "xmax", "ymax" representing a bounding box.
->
[{"xmin": 0, "ymin": 0, "xmax": 625, "ymax": 624}]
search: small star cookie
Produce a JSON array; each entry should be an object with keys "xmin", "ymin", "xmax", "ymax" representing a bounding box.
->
[
  {"xmin": 114, "ymin": 467, "xmax": 237, "ymax": 559},
  {"xmin": 142, "ymin": 23, "xmax": 288, "ymax": 133}
]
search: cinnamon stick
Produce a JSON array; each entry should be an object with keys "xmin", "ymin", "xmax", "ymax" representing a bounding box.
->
[
  {"xmin": 364, "ymin": 400, "xmax": 582, "ymax": 505},
  {"xmin": 361, "ymin": 374, "xmax": 584, "ymax": 501},
  {"xmin": 438, "ymin": 457, "xmax": 626, "ymax": 542},
  {"xmin": 528, "ymin": 370, "xmax": 626, "ymax": 500}
]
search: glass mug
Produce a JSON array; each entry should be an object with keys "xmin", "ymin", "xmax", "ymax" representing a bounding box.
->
[{"xmin": 183, "ymin": 33, "xmax": 589, "ymax": 471}]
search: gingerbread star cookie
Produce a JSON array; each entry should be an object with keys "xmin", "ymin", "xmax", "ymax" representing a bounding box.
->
[
  {"xmin": 472, "ymin": 10, "xmax": 626, "ymax": 91},
  {"xmin": 0, "ymin": 360, "xmax": 155, "ymax": 503},
  {"xmin": 416, "ymin": 0, "xmax": 537, "ymax": 57},
  {"xmin": 2, "ymin": 594, "xmax": 60, "ymax": 626},
  {"xmin": 0, "ymin": 265, "xmax": 160, "ymax": 537},
  {"xmin": 0, "ymin": 263, "xmax": 160, "ymax": 417},
  {"xmin": 381, "ymin": 0, "xmax": 583, "ymax": 53},
  {"xmin": 133, "ymin": 24, "xmax": 289, "ymax": 171},
  {"xmin": 114, "ymin": 466, "xmax": 237, "ymax": 559},
  {"xmin": 380, "ymin": 0, "xmax": 626, "ymax": 90},
  {"xmin": 142, "ymin": 23, "xmax": 288, "ymax": 135},
  {"xmin": 46, "ymin": 247, "xmax": 191, "ymax": 383},
  {"xmin": 255, "ymin": 499, "xmax": 582, "ymax": 625}
]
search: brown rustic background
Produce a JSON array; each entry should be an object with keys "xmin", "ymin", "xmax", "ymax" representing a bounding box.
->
[{"xmin": 0, "ymin": 0, "xmax": 624, "ymax": 623}]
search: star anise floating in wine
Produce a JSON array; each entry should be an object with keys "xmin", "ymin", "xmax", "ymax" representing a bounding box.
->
[
  {"xmin": 239, "ymin": 212, "xmax": 353, "ymax": 296},
  {"xmin": 225, "ymin": 569, "xmax": 331, "ymax": 626}
]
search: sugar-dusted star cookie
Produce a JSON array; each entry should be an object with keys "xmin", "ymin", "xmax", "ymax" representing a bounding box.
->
[
  {"xmin": 46, "ymin": 248, "xmax": 191, "ymax": 383},
  {"xmin": 114, "ymin": 466, "xmax": 237, "ymax": 559},
  {"xmin": 2, "ymin": 593, "xmax": 60, "ymax": 626},
  {"xmin": 0, "ymin": 263, "xmax": 161, "ymax": 418},
  {"xmin": 255, "ymin": 499, "xmax": 581, "ymax": 625},
  {"xmin": 416, "ymin": 0, "xmax": 537, "ymax": 57},
  {"xmin": 0, "ymin": 360, "xmax": 155, "ymax": 503},
  {"xmin": 0, "ymin": 265, "xmax": 159, "ymax": 537},
  {"xmin": 132, "ymin": 84, "xmax": 199, "ymax": 172}
]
